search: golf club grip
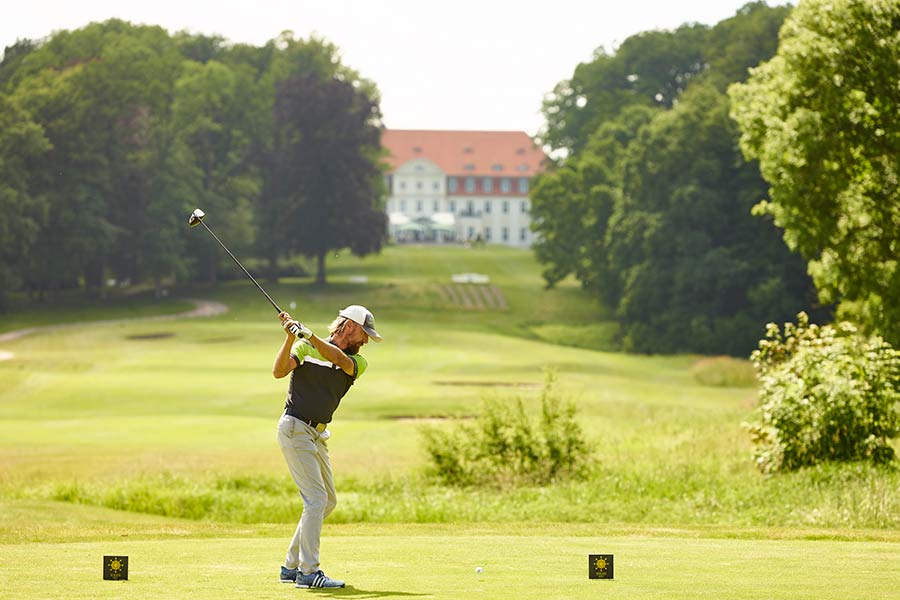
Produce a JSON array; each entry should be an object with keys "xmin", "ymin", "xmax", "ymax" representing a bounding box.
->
[
  {"xmin": 288, "ymin": 323, "xmax": 301, "ymax": 337},
  {"xmin": 200, "ymin": 221, "xmax": 282, "ymax": 313}
]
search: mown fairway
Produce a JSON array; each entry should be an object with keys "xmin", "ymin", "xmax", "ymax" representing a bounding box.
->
[{"xmin": 1, "ymin": 245, "xmax": 898, "ymax": 599}]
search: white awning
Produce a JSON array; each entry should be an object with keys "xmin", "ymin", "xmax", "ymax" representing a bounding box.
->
[{"xmin": 389, "ymin": 212, "xmax": 411, "ymax": 226}]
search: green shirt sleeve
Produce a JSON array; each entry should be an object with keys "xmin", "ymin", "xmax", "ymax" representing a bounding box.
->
[
  {"xmin": 290, "ymin": 339, "xmax": 313, "ymax": 367},
  {"xmin": 352, "ymin": 353, "xmax": 368, "ymax": 380}
]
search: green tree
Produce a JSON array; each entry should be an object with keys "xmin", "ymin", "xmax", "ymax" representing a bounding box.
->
[
  {"xmin": 611, "ymin": 84, "xmax": 816, "ymax": 355},
  {"xmin": 532, "ymin": 4, "xmax": 803, "ymax": 355},
  {"xmin": 8, "ymin": 20, "xmax": 185, "ymax": 297},
  {"xmin": 173, "ymin": 59, "xmax": 263, "ymax": 283},
  {"xmin": 254, "ymin": 35, "xmax": 385, "ymax": 285},
  {"xmin": 173, "ymin": 32, "xmax": 227, "ymax": 64},
  {"xmin": 0, "ymin": 94, "xmax": 49, "ymax": 308},
  {"xmin": 704, "ymin": 1, "xmax": 792, "ymax": 90},
  {"xmin": 0, "ymin": 39, "xmax": 36, "ymax": 89},
  {"xmin": 729, "ymin": 0, "xmax": 900, "ymax": 345},
  {"xmin": 540, "ymin": 23, "xmax": 707, "ymax": 156},
  {"xmin": 269, "ymin": 71, "xmax": 386, "ymax": 284},
  {"xmin": 11, "ymin": 60, "xmax": 104, "ymax": 297},
  {"xmin": 530, "ymin": 104, "xmax": 654, "ymax": 304}
]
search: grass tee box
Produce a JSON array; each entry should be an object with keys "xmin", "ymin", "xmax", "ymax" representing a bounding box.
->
[{"xmin": 1, "ymin": 523, "xmax": 899, "ymax": 600}]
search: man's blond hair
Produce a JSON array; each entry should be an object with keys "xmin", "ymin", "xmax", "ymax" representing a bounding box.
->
[{"xmin": 328, "ymin": 316, "xmax": 350, "ymax": 337}]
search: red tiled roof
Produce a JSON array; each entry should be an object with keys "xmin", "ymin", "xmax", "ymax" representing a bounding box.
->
[{"xmin": 382, "ymin": 129, "xmax": 547, "ymax": 177}]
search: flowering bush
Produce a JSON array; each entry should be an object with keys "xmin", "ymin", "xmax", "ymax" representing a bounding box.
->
[{"xmin": 747, "ymin": 312, "xmax": 900, "ymax": 473}]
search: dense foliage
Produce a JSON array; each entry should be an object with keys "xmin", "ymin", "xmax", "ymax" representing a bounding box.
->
[
  {"xmin": 729, "ymin": 0, "xmax": 900, "ymax": 347},
  {"xmin": 0, "ymin": 22, "xmax": 386, "ymax": 305},
  {"xmin": 747, "ymin": 313, "xmax": 900, "ymax": 473},
  {"xmin": 533, "ymin": 2, "xmax": 815, "ymax": 355}
]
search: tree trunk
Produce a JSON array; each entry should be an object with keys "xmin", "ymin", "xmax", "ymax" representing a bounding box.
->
[
  {"xmin": 268, "ymin": 251, "xmax": 279, "ymax": 284},
  {"xmin": 84, "ymin": 259, "xmax": 106, "ymax": 300},
  {"xmin": 316, "ymin": 252, "xmax": 326, "ymax": 285}
]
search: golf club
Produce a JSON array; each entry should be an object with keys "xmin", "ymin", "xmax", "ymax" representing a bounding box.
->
[{"xmin": 188, "ymin": 208, "xmax": 302, "ymax": 337}]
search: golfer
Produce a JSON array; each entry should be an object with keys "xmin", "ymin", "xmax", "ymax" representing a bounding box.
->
[{"xmin": 273, "ymin": 305, "xmax": 382, "ymax": 589}]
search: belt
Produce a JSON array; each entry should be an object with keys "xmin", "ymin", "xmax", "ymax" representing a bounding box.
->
[{"xmin": 297, "ymin": 415, "xmax": 327, "ymax": 433}]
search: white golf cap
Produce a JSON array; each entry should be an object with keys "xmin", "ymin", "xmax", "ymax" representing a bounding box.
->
[{"xmin": 338, "ymin": 305, "xmax": 383, "ymax": 342}]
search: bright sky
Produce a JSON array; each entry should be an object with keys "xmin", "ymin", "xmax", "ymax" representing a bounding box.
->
[{"xmin": 3, "ymin": 1, "xmax": 792, "ymax": 136}]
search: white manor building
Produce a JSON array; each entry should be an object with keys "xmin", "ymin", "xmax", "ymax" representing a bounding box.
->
[{"xmin": 382, "ymin": 129, "xmax": 547, "ymax": 248}]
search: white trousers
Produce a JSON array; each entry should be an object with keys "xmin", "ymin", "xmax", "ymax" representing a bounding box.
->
[{"xmin": 277, "ymin": 414, "xmax": 337, "ymax": 574}]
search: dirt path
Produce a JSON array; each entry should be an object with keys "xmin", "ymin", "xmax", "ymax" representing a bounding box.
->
[{"xmin": 0, "ymin": 299, "xmax": 228, "ymax": 360}]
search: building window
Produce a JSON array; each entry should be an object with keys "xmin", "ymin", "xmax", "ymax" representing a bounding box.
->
[
  {"xmin": 518, "ymin": 178, "xmax": 529, "ymax": 193},
  {"xmin": 448, "ymin": 177, "xmax": 457, "ymax": 192},
  {"xmin": 465, "ymin": 177, "xmax": 475, "ymax": 193},
  {"xmin": 484, "ymin": 200, "xmax": 491, "ymax": 213},
  {"xmin": 491, "ymin": 164, "xmax": 503, "ymax": 171},
  {"xmin": 416, "ymin": 200, "xmax": 423, "ymax": 213},
  {"xmin": 520, "ymin": 200, "xmax": 529, "ymax": 214},
  {"xmin": 433, "ymin": 199, "xmax": 440, "ymax": 212},
  {"xmin": 464, "ymin": 163, "xmax": 476, "ymax": 171},
  {"xmin": 484, "ymin": 226, "xmax": 492, "ymax": 241},
  {"xmin": 467, "ymin": 226, "xmax": 475, "ymax": 239},
  {"xmin": 502, "ymin": 200, "xmax": 509, "ymax": 214},
  {"xmin": 433, "ymin": 181, "xmax": 440, "ymax": 191},
  {"xmin": 466, "ymin": 200, "xmax": 474, "ymax": 214},
  {"xmin": 400, "ymin": 180, "xmax": 407, "ymax": 190},
  {"xmin": 520, "ymin": 227, "xmax": 527, "ymax": 241},
  {"xmin": 449, "ymin": 199, "xmax": 456, "ymax": 212},
  {"xmin": 400, "ymin": 199, "xmax": 407, "ymax": 211},
  {"xmin": 502, "ymin": 227, "xmax": 509, "ymax": 241},
  {"xmin": 500, "ymin": 177, "xmax": 511, "ymax": 193},
  {"xmin": 417, "ymin": 181, "xmax": 423, "ymax": 190},
  {"xmin": 483, "ymin": 177, "xmax": 493, "ymax": 193}
]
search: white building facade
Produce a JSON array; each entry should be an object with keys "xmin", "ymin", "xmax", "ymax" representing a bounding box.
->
[{"xmin": 382, "ymin": 130, "xmax": 546, "ymax": 248}]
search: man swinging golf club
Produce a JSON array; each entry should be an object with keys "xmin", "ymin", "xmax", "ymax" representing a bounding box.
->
[{"xmin": 273, "ymin": 304, "xmax": 382, "ymax": 589}]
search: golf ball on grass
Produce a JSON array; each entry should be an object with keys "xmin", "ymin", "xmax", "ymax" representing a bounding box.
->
[{"xmin": 475, "ymin": 567, "xmax": 483, "ymax": 574}]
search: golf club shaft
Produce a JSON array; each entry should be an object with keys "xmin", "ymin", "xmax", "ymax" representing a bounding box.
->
[{"xmin": 200, "ymin": 221, "xmax": 282, "ymax": 314}]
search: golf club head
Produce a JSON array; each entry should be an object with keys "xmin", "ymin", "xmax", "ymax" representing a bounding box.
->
[{"xmin": 188, "ymin": 208, "xmax": 206, "ymax": 228}]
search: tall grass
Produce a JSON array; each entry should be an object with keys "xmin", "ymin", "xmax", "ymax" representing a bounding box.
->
[{"xmin": 15, "ymin": 460, "xmax": 898, "ymax": 530}]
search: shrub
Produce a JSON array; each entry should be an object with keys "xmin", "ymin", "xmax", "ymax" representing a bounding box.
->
[
  {"xmin": 746, "ymin": 312, "xmax": 900, "ymax": 473},
  {"xmin": 421, "ymin": 372, "xmax": 592, "ymax": 487}
]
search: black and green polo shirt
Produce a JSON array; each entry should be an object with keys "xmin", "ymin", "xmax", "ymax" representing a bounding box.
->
[{"xmin": 284, "ymin": 338, "xmax": 368, "ymax": 425}]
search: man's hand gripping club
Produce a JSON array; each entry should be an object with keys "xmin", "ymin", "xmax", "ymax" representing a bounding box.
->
[
  {"xmin": 279, "ymin": 311, "xmax": 312, "ymax": 339},
  {"xmin": 273, "ymin": 311, "xmax": 311, "ymax": 379}
]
